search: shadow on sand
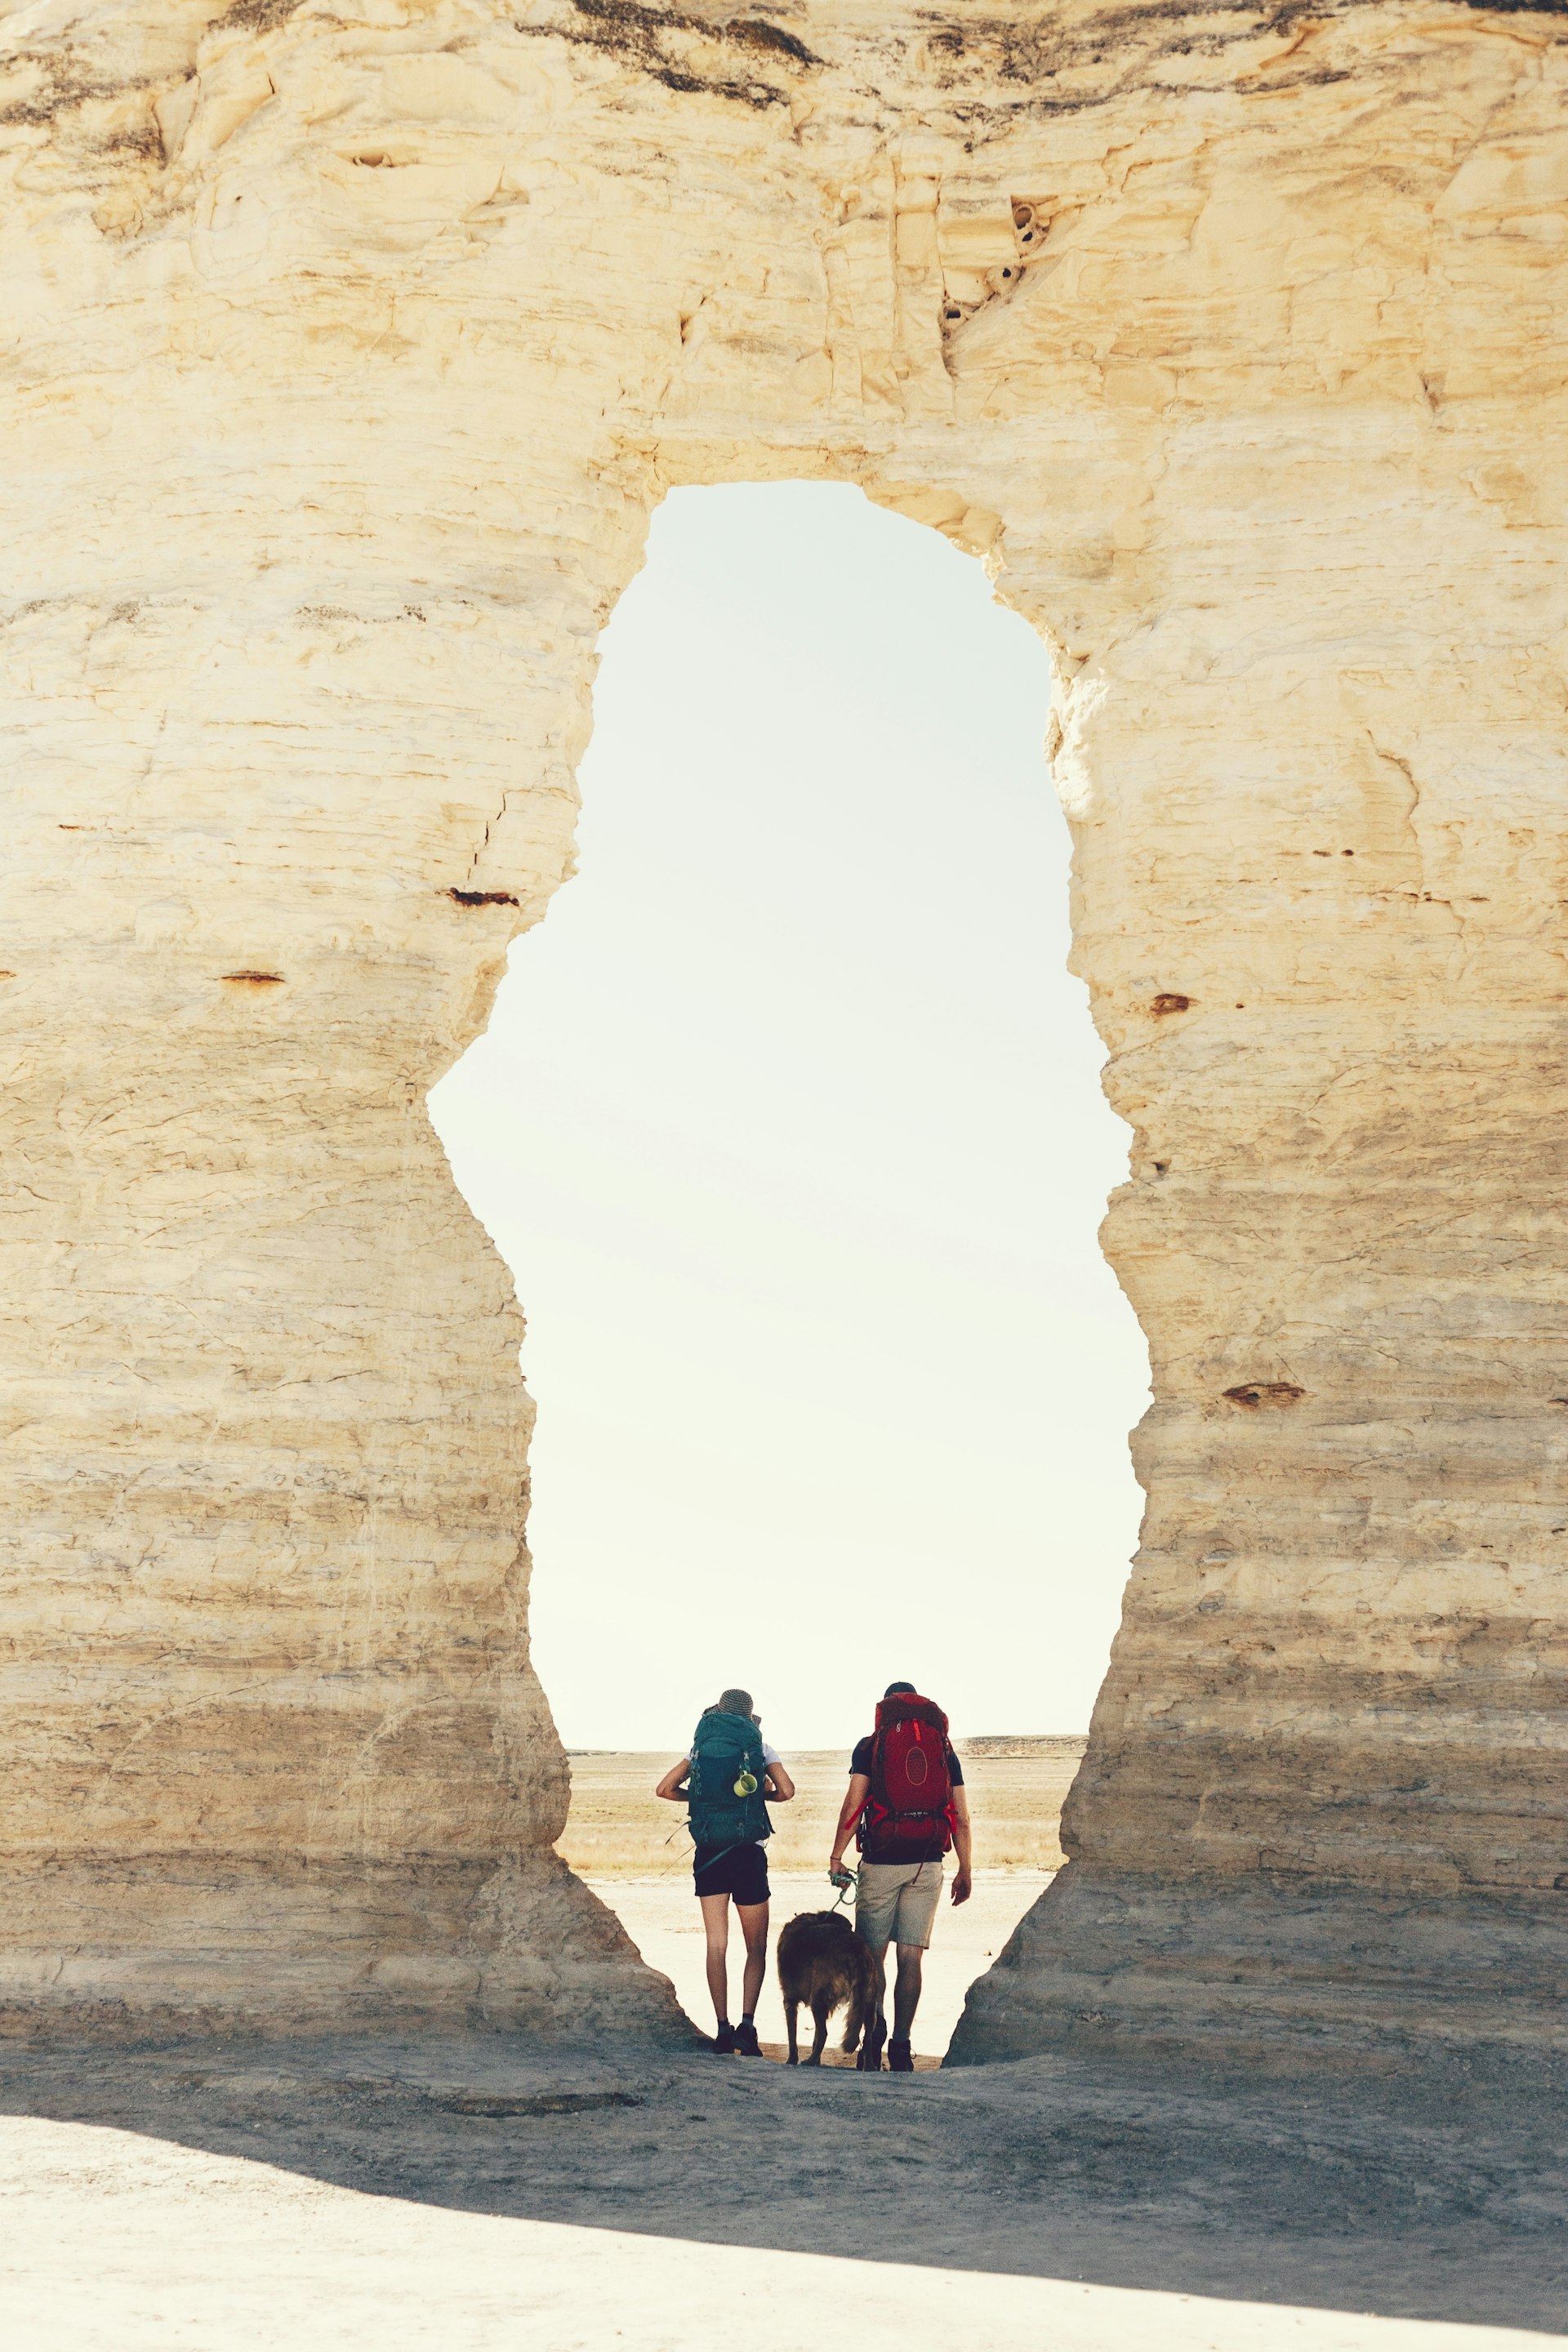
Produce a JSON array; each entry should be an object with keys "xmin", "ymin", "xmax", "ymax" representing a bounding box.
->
[{"xmin": 1, "ymin": 2028, "xmax": 1565, "ymax": 2334}]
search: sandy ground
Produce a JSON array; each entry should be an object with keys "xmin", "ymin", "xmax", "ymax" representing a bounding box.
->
[
  {"xmin": 9, "ymin": 1756, "xmax": 1561, "ymax": 2346},
  {"xmin": 586, "ymin": 1866, "xmax": 1050, "ymax": 2056},
  {"xmin": 2, "ymin": 2030, "xmax": 1564, "ymax": 2348}
]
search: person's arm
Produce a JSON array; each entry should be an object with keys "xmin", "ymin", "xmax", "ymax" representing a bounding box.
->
[
  {"xmin": 830, "ymin": 1773, "xmax": 871, "ymax": 1873},
  {"xmin": 764, "ymin": 1760, "xmax": 795, "ymax": 1802},
  {"xmin": 654, "ymin": 1757, "xmax": 690, "ymax": 1802},
  {"xmin": 950, "ymin": 1783, "xmax": 973, "ymax": 1904}
]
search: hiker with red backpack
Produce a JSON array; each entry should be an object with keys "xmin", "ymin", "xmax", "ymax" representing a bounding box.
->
[{"xmin": 826, "ymin": 1681, "xmax": 972, "ymax": 2073}]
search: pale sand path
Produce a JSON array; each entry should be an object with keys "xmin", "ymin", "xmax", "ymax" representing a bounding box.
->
[
  {"xmin": 586, "ymin": 1866, "xmax": 1050, "ymax": 2056},
  {"xmin": 2, "ymin": 2108, "xmax": 1561, "ymax": 2352}
]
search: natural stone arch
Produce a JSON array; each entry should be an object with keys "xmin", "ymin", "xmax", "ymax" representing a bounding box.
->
[{"xmin": 2, "ymin": 0, "xmax": 1566, "ymax": 2052}]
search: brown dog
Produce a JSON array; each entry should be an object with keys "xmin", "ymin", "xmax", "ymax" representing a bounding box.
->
[{"xmin": 776, "ymin": 1909, "xmax": 879, "ymax": 2065}]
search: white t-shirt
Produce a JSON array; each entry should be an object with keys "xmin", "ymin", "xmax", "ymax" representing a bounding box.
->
[{"xmin": 682, "ymin": 1740, "xmax": 782, "ymax": 1848}]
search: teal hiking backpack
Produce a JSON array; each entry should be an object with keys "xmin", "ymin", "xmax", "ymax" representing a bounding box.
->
[{"xmin": 686, "ymin": 1709, "xmax": 771, "ymax": 1851}]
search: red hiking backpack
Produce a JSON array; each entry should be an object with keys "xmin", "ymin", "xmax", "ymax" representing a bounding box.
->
[{"xmin": 858, "ymin": 1691, "xmax": 956, "ymax": 1856}]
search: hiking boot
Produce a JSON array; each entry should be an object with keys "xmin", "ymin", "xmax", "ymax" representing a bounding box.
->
[
  {"xmin": 887, "ymin": 2038, "xmax": 915, "ymax": 2073},
  {"xmin": 733, "ymin": 2020, "xmax": 762, "ymax": 2058},
  {"xmin": 857, "ymin": 2016, "xmax": 887, "ymax": 2073},
  {"xmin": 713, "ymin": 2022, "xmax": 737, "ymax": 2055}
]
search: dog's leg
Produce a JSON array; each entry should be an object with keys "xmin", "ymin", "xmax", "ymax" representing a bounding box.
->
[
  {"xmin": 809, "ymin": 1998, "xmax": 831, "ymax": 2065},
  {"xmin": 785, "ymin": 1998, "xmax": 800, "ymax": 2065}
]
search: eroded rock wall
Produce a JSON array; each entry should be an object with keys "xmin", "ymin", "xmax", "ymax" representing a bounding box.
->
[{"xmin": 2, "ymin": 0, "xmax": 1565, "ymax": 2044}]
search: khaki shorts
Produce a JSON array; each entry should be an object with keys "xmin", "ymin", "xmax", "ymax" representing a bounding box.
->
[{"xmin": 855, "ymin": 1859, "xmax": 943, "ymax": 1953}]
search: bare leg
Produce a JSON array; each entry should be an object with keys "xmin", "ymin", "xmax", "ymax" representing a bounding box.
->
[
  {"xmin": 785, "ymin": 1998, "xmax": 800, "ymax": 2064},
  {"xmin": 736, "ymin": 1899, "xmax": 769, "ymax": 2019},
  {"xmin": 858, "ymin": 1944, "xmax": 889, "ymax": 2070},
  {"xmin": 892, "ymin": 1944, "xmax": 924, "ymax": 2040},
  {"xmin": 699, "ymin": 1891, "xmax": 732, "ymax": 2027}
]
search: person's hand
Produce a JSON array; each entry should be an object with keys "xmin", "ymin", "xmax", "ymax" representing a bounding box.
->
[{"xmin": 951, "ymin": 1869, "xmax": 973, "ymax": 1906}]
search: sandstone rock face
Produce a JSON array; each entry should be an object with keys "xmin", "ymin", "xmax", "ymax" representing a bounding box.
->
[{"xmin": 2, "ymin": 0, "xmax": 1566, "ymax": 2047}]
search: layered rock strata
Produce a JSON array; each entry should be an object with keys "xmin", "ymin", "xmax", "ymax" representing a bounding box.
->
[{"xmin": 1, "ymin": 0, "xmax": 1566, "ymax": 2044}]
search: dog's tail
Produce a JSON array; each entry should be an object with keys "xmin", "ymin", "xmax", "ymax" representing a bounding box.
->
[{"xmin": 842, "ymin": 1982, "xmax": 866, "ymax": 2052}]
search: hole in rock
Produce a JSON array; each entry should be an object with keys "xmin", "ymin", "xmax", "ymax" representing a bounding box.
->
[
  {"xmin": 431, "ymin": 483, "xmax": 1149, "ymax": 2057},
  {"xmin": 1223, "ymin": 1382, "xmax": 1306, "ymax": 1410}
]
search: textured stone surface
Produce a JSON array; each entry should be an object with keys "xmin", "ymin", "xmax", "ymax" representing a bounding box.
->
[{"xmin": 2, "ymin": 0, "xmax": 1566, "ymax": 2042}]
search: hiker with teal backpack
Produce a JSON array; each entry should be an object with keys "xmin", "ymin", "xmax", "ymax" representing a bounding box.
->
[{"xmin": 655, "ymin": 1687, "xmax": 795, "ymax": 2055}]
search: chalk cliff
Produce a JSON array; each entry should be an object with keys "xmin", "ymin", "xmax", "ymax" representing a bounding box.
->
[{"xmin": 2, "ymin": 0, "xmax": 1566, "ymax": 2047}]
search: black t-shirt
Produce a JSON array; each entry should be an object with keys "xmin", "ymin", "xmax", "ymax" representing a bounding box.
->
[{"xmin": 850, "ymin": 1733, "xmax": 964, "ymax": 1865}]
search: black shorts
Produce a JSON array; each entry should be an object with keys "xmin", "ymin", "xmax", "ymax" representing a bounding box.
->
[{"xmin": 693, "ymin": 1842, "xmax": 770, "ymax": 1905}]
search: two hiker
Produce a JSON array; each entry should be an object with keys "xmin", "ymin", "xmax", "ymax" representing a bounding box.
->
[
  {"xmin": 655, "ymin": 1687, "xmax": 795, "ymax": 2056},
  {"xmin": 657, "ymin": 1679, "xmax": 970, "ymax": 2069}
]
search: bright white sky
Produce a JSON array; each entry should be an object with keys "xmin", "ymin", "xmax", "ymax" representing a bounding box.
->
[{"xmin": 429, "ymin": 482, "xmax": 1149, "ymax": 1755}]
